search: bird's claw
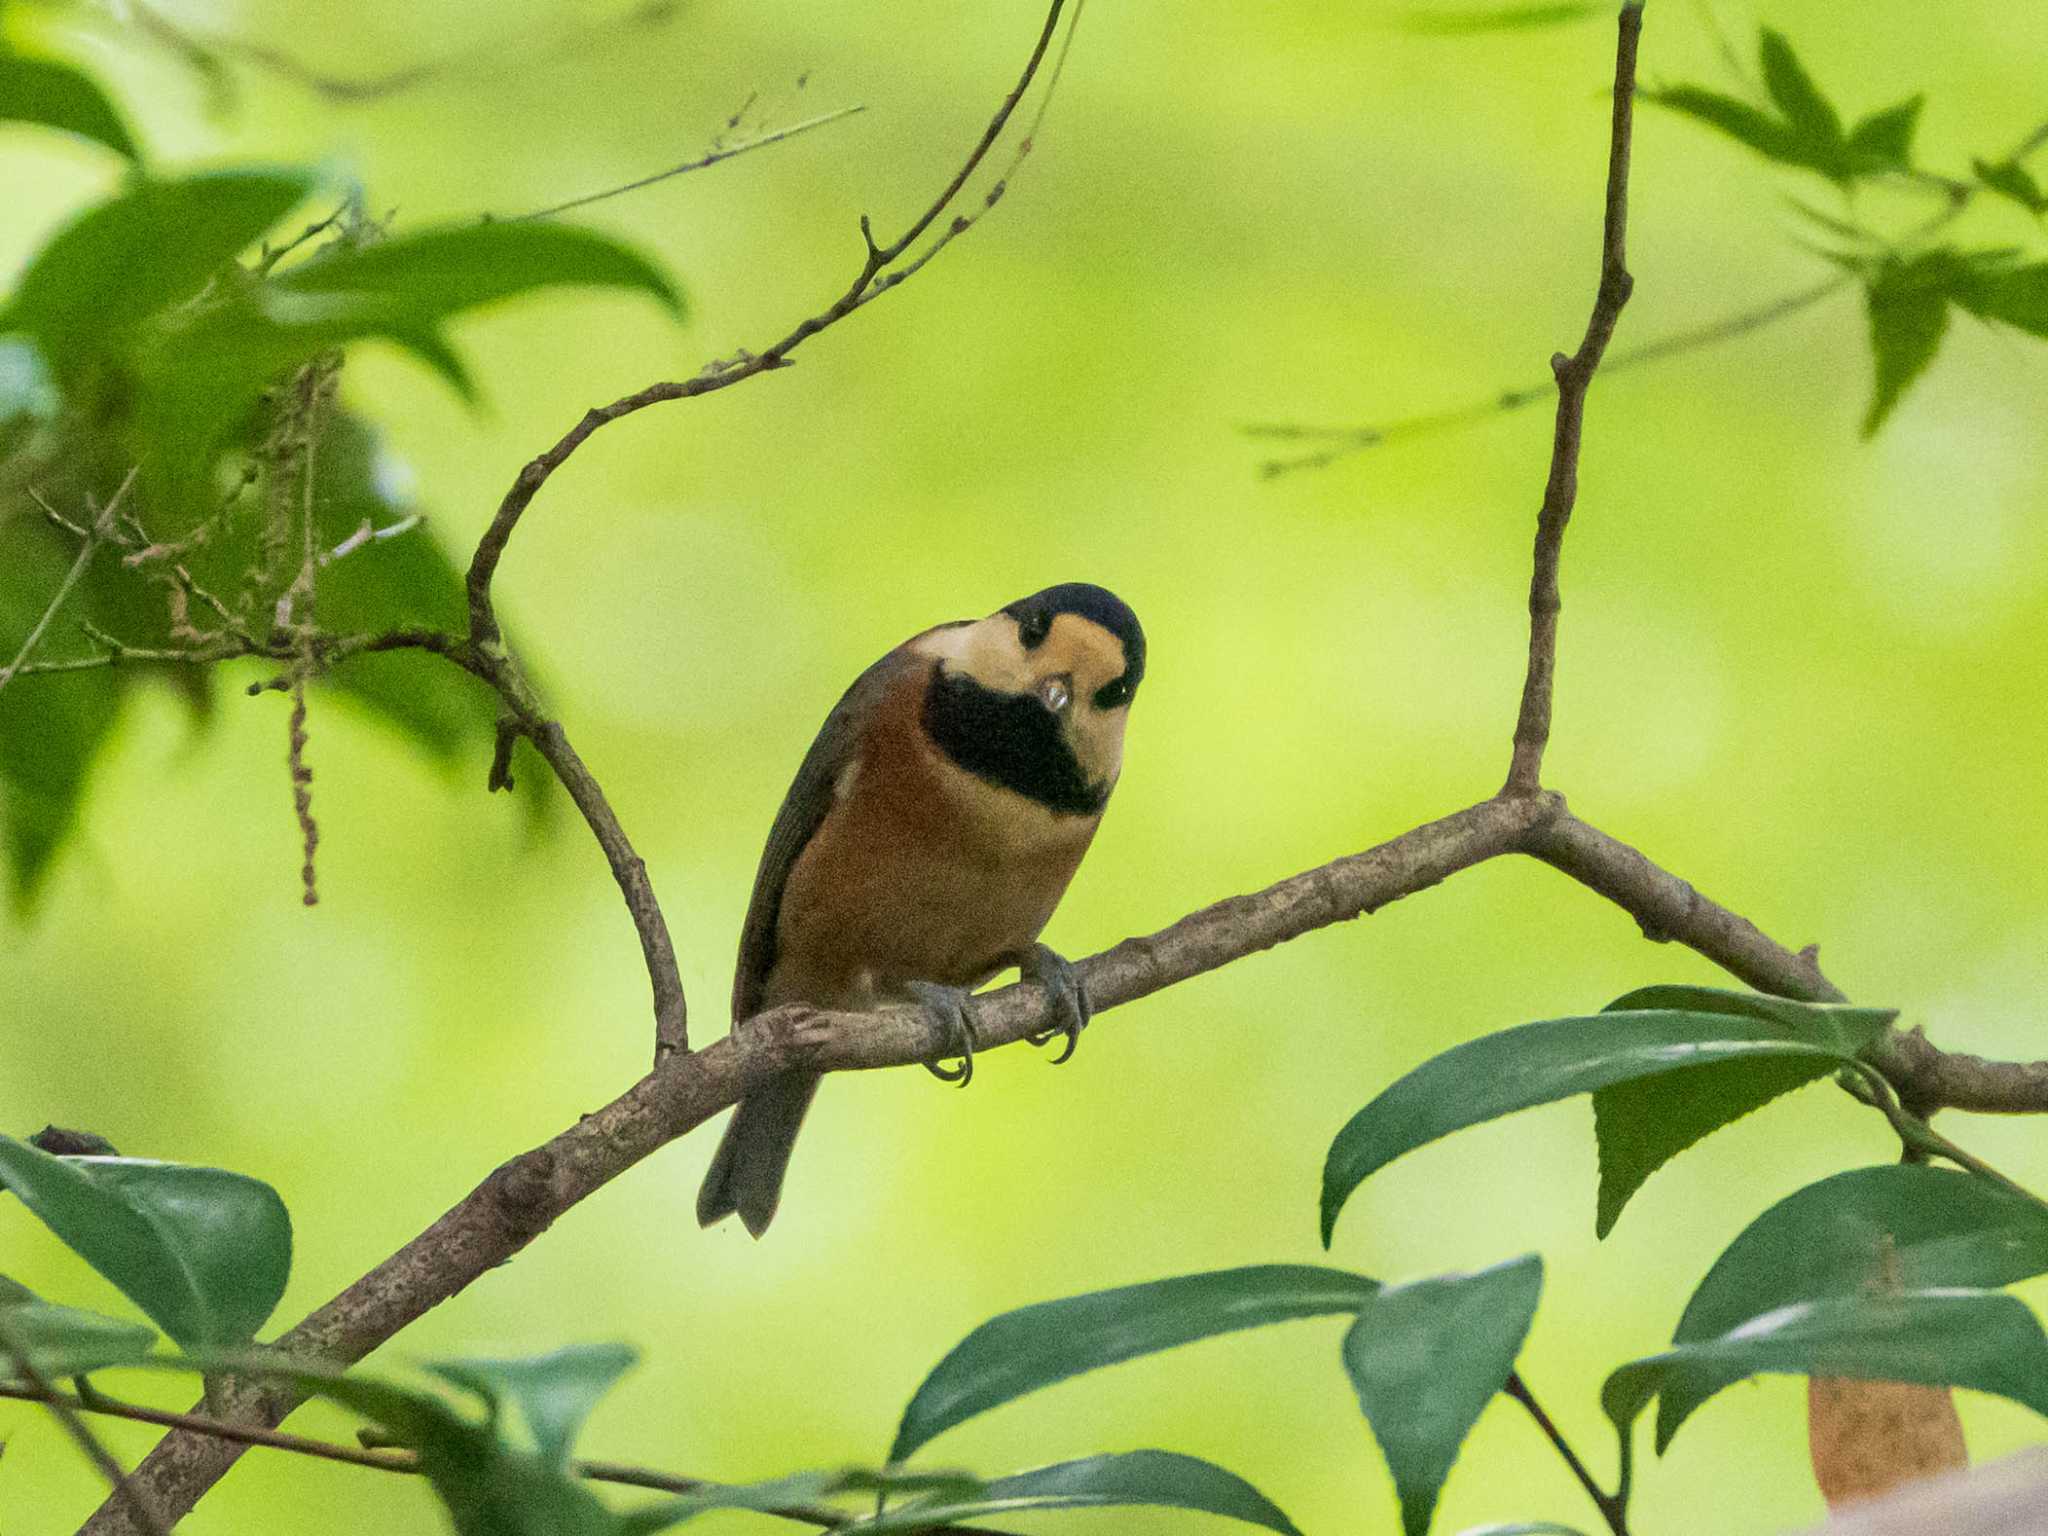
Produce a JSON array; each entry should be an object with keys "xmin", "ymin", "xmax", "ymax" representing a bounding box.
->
[
  {"xmin": 911, "ymin": 981, "xmax": 981, "ymax": 1087},
  {"xmin": 1019, "ymin": 943, "xmax": 1091, "ymax": 1065}
]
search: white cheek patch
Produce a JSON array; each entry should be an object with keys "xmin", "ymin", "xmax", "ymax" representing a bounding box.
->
[{"xmin": 833, "ymin": 757, "xmax": 862, "ymax": 801}]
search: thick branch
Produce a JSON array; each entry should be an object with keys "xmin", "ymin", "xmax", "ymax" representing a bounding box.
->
[
  {"xmin": 1503, "ymin": 1, "xmax": 1640, "ymax": 795},
  {"xmin": 80, "ymin": 793, "xmax": 1557, "ymax": 1532}
]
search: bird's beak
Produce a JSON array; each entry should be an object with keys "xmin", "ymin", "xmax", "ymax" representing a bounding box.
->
[{"xmin": 1038, "ymin": 674, "xmax": 1072, "ymax": 715}]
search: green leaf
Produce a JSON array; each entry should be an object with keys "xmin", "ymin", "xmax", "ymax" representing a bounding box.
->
[
  {"xmin": 843, "ymin": 1452, "xmax": 1302, "ymax": 1536},
  {"xmin": 1862, "ymin": 254, "xmax": 1953, "ymax": 436},
  {"xmin": 427, "ymin": 1344, "xmax": 638, "ymax": 1470},
  {"xmin": 0, "ymin": 1297, "xmax": 158, "ymax": 1377},
  {"xmin": 1973, "ymin": 157, "xmax": 2048, "ymax": 215},
  {"xmin": 1757, "ymin": 30, "xmax": 1843, "ymax": 152},
  {"xmin": 1953, "ymin": 260, "xmax": 2048, "ymax": 337},
  {"xmin": 1598, "ymin": 986, "xmax": 1897, "ymax": 1054},
  {"xmin": 1642, "ymin": 86, "xmax": 1798, "ymax": 164},
  {"xmin": 891, "ymin": 1265, "xmax": 1377, "ymax": 1463},
  {"xmin": 1342, "ymin": 1256, "xmax": 1544, "ymax": 1536},
  {"xmin": 1605, "ymin": 1288, "xmax": 2048, "ymax": 1453},
  {"xmin": 1844, "ymin": 96, "xmax": 1922, "ymax": 174},
  {"xmin": 1455, "ymin": 1527, "xmax": 1594, "ymax": 1536},
  {"xmin": 1666, "ymin": 1164, "xmax": 2048, "ymax": 1447},
  {"xmin": 4, "ymin": 166, "xmax": 318, "ymax": 372},
  {"xmin": 1321, "ymin": 1000, "xmax": 1892, "ymax": 1245},
  {"xmin": 273, "ymin": 220, "xmax": 682, "ymax": 323},
  {"xmin": 0, "ymin": 1137, "xmax": 291, "ymax": 1348},
  {"xmin": 620, "ymin": 1468, "xmax": 984, "ymax": 1534},
  {"xmin": 1397, "ymin": 3, "xmax": 1600, "ymax": 33},
  {"xmin": 1593, "ymin": 1055, "xmax": 1842, "ymax": 1237},
  {"xmin": 0, "ymin": 48, "xmax": 139, "ymax": 162},
  {"xmin": 132, "ymin": 220, "xmax": 681, "ymax": 511}
]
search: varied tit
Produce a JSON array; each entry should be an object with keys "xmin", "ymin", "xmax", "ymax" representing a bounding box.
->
[{"xmin": 697, "ymin": 582, "xmax": 1146, "ymax": 1237}]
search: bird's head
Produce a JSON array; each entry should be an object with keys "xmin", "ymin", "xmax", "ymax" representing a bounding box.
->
[{"xmin": 917, "ymin": 582, "xmax": 1145, "ymax": 815}]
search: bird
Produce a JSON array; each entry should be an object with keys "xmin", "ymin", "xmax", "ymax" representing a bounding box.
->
[{"xmin": 696, "ymin": 581, "xmax": 1146, "ymax": 1237}]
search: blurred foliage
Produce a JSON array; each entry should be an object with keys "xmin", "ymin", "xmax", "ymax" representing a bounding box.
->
[{"xmin": 4, "ymin": 0, "xmax": 2048, "ymax": 1533}]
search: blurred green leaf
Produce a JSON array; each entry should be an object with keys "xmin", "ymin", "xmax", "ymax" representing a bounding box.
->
[
  {"xmin": 0, "ymin": 1293, "xmax": 158, "ymax": 1377},
  {"xmin": 0, "ymin": 1137, "xmax": 291, "ymax": 1348},
  {"xmin": 1844, "ymin": 96, "xmax": 1922, "ymax": 173},
  {"xmin": 1973, "ymin": 156, "xmax": 2048, "ymax": 215},
  {"xmin": 1954, "ymin": 260, "xmax": 2048, "ymax": 336},
  {"xmin": 1757, "ymin": 30, "xmax": 1842, "ymax": 151},
  {"xmin": 1397, "ymin": 3, "xmax": 1600, "ymax": 33},
  {"xmin": 428, "ymin": 1344, "xmax": 638, "ymax": 1470},
  {"xmin": 1322, "ymin": 997, "xmax": 1892, "ymax": 1245},
  {"xmin": 1342, "ymin": 1256, "xmax": 1543, "ymax": 1536},
  {"xmin": 1647, "ymin": 30, "xmax": 1915, "ymax": 185},
  {"xmin": 1861, "ymin": 252, "xmax": 1953, "ymax": 435},
  {"xmin": 0, "ymin": 514, "xmax": 122, "ymax": 908},
  {"xmin": 134, "ymin": 219, "xmax": 680, "ymax": 513},
  {"xmin": 891, "ymin": 1265, "xmax": 1377, "ymax": 1463},
  {"xmin": 2, "ymin": 166, "xmax": 318, "ymax": 373},
  {"xmin": 1605, "ymin": 1288, "xmax": 2048, "ymax": 1453},
  {"xmin": 843, "ymin": 1452, "xmax": 1302, "ymax": 1536},
  {"xmin": 274, "ymin": 220, "xmax": 682, "ymax": 323},
  {"xmin": 0, "ymin": 47, "xmax": 138, "ymax": 162}
]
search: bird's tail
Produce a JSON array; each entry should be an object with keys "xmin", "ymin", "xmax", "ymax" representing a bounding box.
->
[{"xmin": 696, "ymin": 1073, "xmax": 820, "ymax": 1237}]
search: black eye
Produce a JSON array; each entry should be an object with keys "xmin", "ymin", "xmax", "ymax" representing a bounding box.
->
[
  {"xmin": 1018, "ymin": 610, "xmax": 1050, "ymax": 648},
  {"xmin": 1093, "ymin": 676, "xmax": 1131, "ymax": 710}
]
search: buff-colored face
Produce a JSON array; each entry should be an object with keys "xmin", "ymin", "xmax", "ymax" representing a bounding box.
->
[{"xmin": 914, "ymin": 609, "xmax": 1135, "ymax": 791}]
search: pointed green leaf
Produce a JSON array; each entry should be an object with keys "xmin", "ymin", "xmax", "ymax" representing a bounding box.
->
[
  {"xmin": 427, "ymin": 1344, "xmax": 638, "ymax": 1470},
  {"xmin": 1973, "ymin": 157, "xmax": 2048, "ymax": 215},
  {"xmin": 1861, "ymin": 254, "xmax": 1952, "ymax": 436},
  {"xmin": 1398, "ymin": 3, "xmax": 1601, "ymax": 33},
  {"xmin": 0, "ymin": 1138, "xmax": 291, "ymax": 1348},
  {"xmin": 845, "ymin": 1452, "xmax": 1302, "ymax": 1536},
  {"xmin": 1593, "ymin": 1055, "xmax": 1841, "ymax": 1237},
  {"xmin": 1679, "ymin": 1165, "xmax": 2048, "ymax": 1344},
  {"xmin": 891, "ymin": 1265, "xmax": 1377, "ymax": 1463},
  {"xmin": 4, "ymin": 166, "xmax": 318, "ymax": 372},
  {"xmin": 0, "ymin": 1297, "xmax": 158, "ymax": 1377},
  {"xmin": 1757, "ymin": 30, "xmax": 1843, "ymax": 152},
  {"xmin": 1605, "ymin": 1288, "xmax": 2048, "ymax": 1453},
  {"xmin": 1342, "ymin": 1256, "xmax": 1543, "ymax": 1536},
  {"xmin": 1953, "ymin": 260, "xmax": 2048, "ymax": 337},
  {"xmin": 1642, "ymin": 86, "xmax": 1798, "ymax": 164},
  {"xmin": 1845, "ymin": 96, "xmax": 1922, "ymax": 173},
  {"xmin": 0, "ymin": 49, "xmax": 139, "ymax": 162},
  {"xmin": 1598, "ymin": 986, "xmax": 1897, "ymax": 1054},
  {"xmin": 1322, "ymin": 1004, "xmax": 1889, "ymax": 1245}
]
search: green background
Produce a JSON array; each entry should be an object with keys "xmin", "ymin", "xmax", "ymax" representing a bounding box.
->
[{"xmin": 5, "ymin": 0, "xmax": 2048, "ymax": 1530}]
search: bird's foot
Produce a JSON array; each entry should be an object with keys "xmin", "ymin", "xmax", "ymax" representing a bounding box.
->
[
  {"xmin": 1020, "ymin": 943, "xmax": 1091, "ymax": 1065},
  {"xmin": 911, "ymin": 981, "xmax": 982, "ymax": 1086}
]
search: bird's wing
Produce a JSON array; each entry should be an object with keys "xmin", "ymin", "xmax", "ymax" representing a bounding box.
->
[{"xmin": 731, "ymin": 638, "xmax": 943, "ymax": 1022}]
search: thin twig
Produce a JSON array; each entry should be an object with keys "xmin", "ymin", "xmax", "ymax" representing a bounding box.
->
[
  {"xmin": 0, "ymin": 1315, "xmax": 166, "ymax": 1536},
  {"xmin": 1502, "ymin": 1, "xmax": 1641, "ymax": 797},
  {"xmin": 1503, "ymin": 1371, "xmax": 1629, "ymax": 1536},
  {"xmin": 0, "ymin": 470, "xmax": 139, "ymax": 699},
  {"xmin": 508, "ymin": 104, "xmax": 868, "ymax": 222}
]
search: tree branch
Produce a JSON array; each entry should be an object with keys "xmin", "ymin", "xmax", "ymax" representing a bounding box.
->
[
  {"xmin": 1502, "ymin": 1, "xmax": 1640, "ymax": 797},
  {"xmin": 463, "ymin": 0, "xmax": 1071, "ymax": 652},
  {"xmin": 0, "ymin": 1314, "xmax": 164, "ymax": 1536},
  {"xmin": 0, "ymin": 470, "xmax": 137, "ymax": 700}
]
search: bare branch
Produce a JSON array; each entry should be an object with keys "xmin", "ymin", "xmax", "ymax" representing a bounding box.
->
[
  {"xmin": 464, "ymin": 0, "xmax": 1075, "ymax": 651},
  {"xmin": 507, "ymin": 104, "xmax": 868, "ymax": 223},
  {"xmin": 1503, "ymin": 2, "xmax": 1642, "ymax": 797}
]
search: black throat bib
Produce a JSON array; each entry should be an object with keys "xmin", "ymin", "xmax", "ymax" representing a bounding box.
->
[{"xmin": 922, "ymin": 665, "xmax": 1105, "ymax": 817}]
